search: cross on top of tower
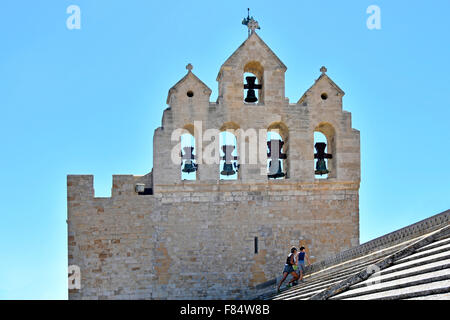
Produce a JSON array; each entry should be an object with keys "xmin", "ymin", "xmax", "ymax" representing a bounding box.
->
[
  {"xmin": 242, "ymin": 8, "xmax": 261, "ymax": 37},
  {"xmin": 186, "ymin": 63, "xmax": 193, "ymax": 72}
]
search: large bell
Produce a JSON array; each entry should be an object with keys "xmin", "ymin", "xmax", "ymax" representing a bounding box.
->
[
  {"xmin": 181, "ymin": 146, "xmax": 197, "ymax": 174},
  {"xmin": 315, "ymin": 159, "xmax": 329, "ymax": 175},
  {"xmin": 244, "ymin": 76, "xmax": 261, "ymax": 103},
  {"xmin": 245, "ymin": 89, "xmax": 258, "ymax": 103},
  {"xmin": 221, "ymin": 163, "xmax": 236, "ymax": 176},
  {"xmin": 268, "ymin": 160, "xmax": 285, "ymax": 179},
  {"xmin": 314, "ymin": 142, "xmax": 332, "ymax": 175}
]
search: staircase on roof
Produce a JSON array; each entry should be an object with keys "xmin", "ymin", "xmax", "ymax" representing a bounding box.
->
[{"xmin": 253, "ymin": 210, "xmax": 450, "ymax": 300}]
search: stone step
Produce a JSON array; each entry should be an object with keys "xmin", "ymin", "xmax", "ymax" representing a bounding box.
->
[
  {"xmin": 352, "ymin": 259, "xmax": 450, "ymax": 290},
  {"xmin": 332, "ymin": 266, "xmax": 450, "ymax": 299},
  {"xmin": 274, "ymin": 236, "xmax": 428, "ymax": 298},
  {"xmin": 279, "ymin": 255, "xmax": 450, "ymax": 301},
  {"xmin": 419, "ymin": 237, "xmax": 450, "ymax": 251},
  {"xmin": 394, "ymin": 241, "xmax": 450, "ymax": 264},
  {"xmin": 269, "ymin": 226, "xmax": 450, "ymax": 301},
  {"xmin": 287, "ymin": 255, "xmax": 387, "ymax": 290},
  {"xmin": 307, "ymin": 226, "xmax": 450, "ymax": 300},
  {"xmin": 341, "ymin": 280, "xmax": 450, "ymax": 300},
  {"xmin": 303, "ymin": 237, "xmax": 418, "ymax": 280},
  {"xmin": 271, "ymin": 248, "xmax": 421, "ymax": 300},
  {"xmin": 380, "ymin": 250, "xmax": 450, "ymax": 277},
  {"xmin": 273, "ymin": 259, "xmax": 384, "ymax": 300},
  {"xmin": 405, "ymin": 292, "xmax": 450, "ymax": 300},
  {"xmin": 362, "ymin": 253, "xmax": 450, "ymax": 285}
]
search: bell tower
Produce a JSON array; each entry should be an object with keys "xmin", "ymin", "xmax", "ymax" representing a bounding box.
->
[
  {"xmin": 216, "ymin": 32, "xmax": 287, "ymax": 108},
  {"xmin": 68, "ymin": 13, "xmax": 360, "ymax": 300}
]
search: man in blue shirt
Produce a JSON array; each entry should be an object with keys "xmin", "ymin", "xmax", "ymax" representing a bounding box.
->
[{"xmin": 297, "ymin": 246, "xmax": 311, "ymax": 282}]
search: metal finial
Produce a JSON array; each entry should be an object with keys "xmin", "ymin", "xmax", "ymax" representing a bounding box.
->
[
  {"xmin": 242, "ymin": 8, "xmax": 260, "ymax": 37},
  {"xmin": 320, "ymin": 66, "xmax": 327, "ymax": 74},
  {"xmin": 186, "ymin": 63, "xmax": 193, "ymax": 72}
]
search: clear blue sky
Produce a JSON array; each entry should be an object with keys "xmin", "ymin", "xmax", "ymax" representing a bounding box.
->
[{"xmin": 0, "ymin": 0, "xmax": 449, "ymax": 299}]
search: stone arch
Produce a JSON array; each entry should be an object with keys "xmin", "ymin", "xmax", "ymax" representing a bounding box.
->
[
  {"xmin": 244, "ymin": 61, "xmax": 264, "ymax": 80},
  {"xmin": 268, "ymin": 122, "xmax": 289, "ymax": 143},
  {"xmin": 314, "ymin": 122, "xmax": 336, "ymax": 179},
  {"xmin": 182, "ymin": 123, "xmax": 195, "ymax": 136},
  {"xmin": 220, "ymin": 121, "xmax": 240, "ymax": 132},
  {"xmin": 243, "ymin": 61, "xmax": 264, "ymax": 104}
]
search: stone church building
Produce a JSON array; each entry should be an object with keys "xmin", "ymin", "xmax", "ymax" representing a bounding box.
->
[{"xmin": 67, "ymin": 28, "xmax": 361, "ymax": 299}]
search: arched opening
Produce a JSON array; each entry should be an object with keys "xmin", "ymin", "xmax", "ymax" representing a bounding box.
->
[
  {"xmin": 243, "ymin": 61, "xmax": 264, "ymax": 104},
  {"xmin": 267, "ymin": 131, "xmax": 286, "ymax": 179},
  {"xmin": 180, "ymin": 125, "xmax": 197, "ymax": 180},
  {"xmin": 314, "ymin": 122, "xmax": 336, "ymax": 179},
  {"xmin": 267, "ymin": 122, "xmax": 289, "ymax": 179},
  {"xmin": 219, "ymin": 131, "xmax": 239, "ymax": 180}
]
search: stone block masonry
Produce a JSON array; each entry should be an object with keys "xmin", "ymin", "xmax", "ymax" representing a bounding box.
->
[{"xmin": 68, "ymin": 31, "xmax": 360, "ymax": 299}]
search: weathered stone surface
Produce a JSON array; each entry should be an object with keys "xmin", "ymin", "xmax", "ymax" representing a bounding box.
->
[{"xmin": 67, "ymin": 32, "xmax": 360, "ymax": 300}]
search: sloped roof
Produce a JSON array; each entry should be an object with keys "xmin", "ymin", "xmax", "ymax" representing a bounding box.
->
[
  {"xmin": 298, "ymin": 73, "xmax": 345, "ymax": 104},
  {"xmin": 255, "ymin": 210, "xmax": 450, "ymax": 300},
  {"xmin": 217, "ymin": 32, "xmax": 287, "ymax": 80},
  {"xmin": 166, "ymin": 70, "xmax": 212, "ymax": 104}
]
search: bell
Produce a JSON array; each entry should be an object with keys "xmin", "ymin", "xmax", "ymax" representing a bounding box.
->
[
  {"xmin": 221, "ymin": 163, "xmax": 236, "ymax": 176},
  {"xmin": 182, "ymin": 162, "xmax": 197, "ymax": 173},
  {"xmin": 245, "ymin": 89, "xmax": 258, "ymax": 103},
  {"xmin": 315, "ymin": 159, "xmax": 329, "ymax": 175},
  {"xmin": 267, "ymin": 139, "xmax": 287, "ymax": 159},
  {"xmin": 268, "ymin": 160, "xmax": 285, "ymax": 179},
  {"xmin": 244, "ymin": 76, "xmax": 262, "ymax": 103},
  {"xmin": 181, "ymin": 146, "xmax": 197, "ymax": 174},
  {"xmin": 314, "ymin": 142, "xmax": 332, "ymax": 175}
]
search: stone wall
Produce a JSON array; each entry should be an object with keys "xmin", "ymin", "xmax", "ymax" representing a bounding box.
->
[{"xmin": 68, "ymin": 175, "xmax": 359, "ymax": 299}]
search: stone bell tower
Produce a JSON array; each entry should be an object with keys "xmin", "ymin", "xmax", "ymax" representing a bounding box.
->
[{"xmin": 67, "ymin": 17, "xmax": 360, "ymax": 299}]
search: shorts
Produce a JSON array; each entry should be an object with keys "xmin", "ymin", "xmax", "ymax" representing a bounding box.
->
[
  {"xmin": 283, "ymin": 264, "xmax": 294, "ymax": 274},
  {"xmin": 297, "ymin": 261, "xmax": 305, "ymax": 274}
]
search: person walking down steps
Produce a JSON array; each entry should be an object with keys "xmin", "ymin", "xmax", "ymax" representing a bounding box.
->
[{"xmin": 277, "ymin": 247, "xmax": 300, "ymax": 293}]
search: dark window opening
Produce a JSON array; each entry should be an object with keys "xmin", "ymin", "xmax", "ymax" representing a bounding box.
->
[
  {"xmin": 314, "ymin": 131, "xmax": 331, "ymax": 179},
  {"xmin": 219, "ymin": 131, "xmax": 239, "ymax": 180},
  {"xmin": 181, "ymin": 133, "xmax": 197, "ymax": 180},
  {"xmin": 267, "ymin": 131, "xmax": 286, "ymax": 179},
  {"xmin": 138, "ymin": 188, "xmax": 153, "ymax": 195},
  {"xmin": 187, "ymin": 90, "xmax": 194, "ymax": 97},
  {"xmin": 254, "ymin": 237, "xmax": 258, "ymax": 254}
]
